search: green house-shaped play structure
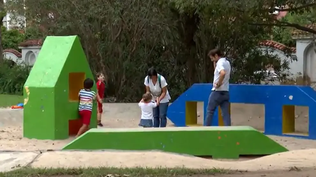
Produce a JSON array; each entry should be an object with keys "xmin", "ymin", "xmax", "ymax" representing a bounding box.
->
[{"xmin": 23, "ymin": 36, "xmax": 97, "ymax": 140}]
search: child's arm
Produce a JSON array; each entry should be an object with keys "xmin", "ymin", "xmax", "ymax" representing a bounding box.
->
[
  {"xmin": 96, "ymin": 94, "xmax": 103, "ymax": 103},
  {"xmin": 151, "ymin": 102, "xmax": 158, "ymax": 108},
  {"xmin": 97, "ymin": 93, "xmax": 102, "ymax": 103},
  {"xmin": 96, "ymin": 82, "xmax": 101, "ymax": 100},
  {"xmin": 138, "ymin": 99, "xmax": 144, "ymax": 107}
]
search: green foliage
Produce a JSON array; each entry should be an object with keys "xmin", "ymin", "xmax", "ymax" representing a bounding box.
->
[
  {"xmin": 4, "ymin": 0, "xmax": 301, "ymax": 101},
  {"xmin": 1, "ymin": 26, "xmax": 25, "ymax": 50},
  {"xmin": 272, "ymin": 8, "xmax": 316, "ymax": 47},
  {"xmin": 24, "ymin": 26, "xmax": 44, "ymax": 39},
  {"xmin": 272, "ymin": 26, "xmax": 294, "ymax": 47},
  {"xmin": 0, "ymin": 61, "xmax": 31, "ymax": 95}
]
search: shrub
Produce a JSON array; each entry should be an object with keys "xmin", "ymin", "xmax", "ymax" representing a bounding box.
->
[{"xmin": 0, "ymin": 60, "xmax": 30, "ymax": 95}]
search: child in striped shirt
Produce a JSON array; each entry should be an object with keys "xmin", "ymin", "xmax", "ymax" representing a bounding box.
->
[{"xmin": 76, "ymin": 78, "xmax": 102, "ymax": 137}]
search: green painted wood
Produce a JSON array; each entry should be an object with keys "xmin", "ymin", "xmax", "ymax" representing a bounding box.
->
[
  {"xmin": 23, "ymin": 36, "xmax": 97, "ymax": 140},
  {"xmin": 62, "ymin": 126, "xmax": 288, "ymax": 159}
]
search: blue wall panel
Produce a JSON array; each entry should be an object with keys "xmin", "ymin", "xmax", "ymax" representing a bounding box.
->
[{"xmin": 167, "ymin": 84, "xmax": 316, "ymax": 139}]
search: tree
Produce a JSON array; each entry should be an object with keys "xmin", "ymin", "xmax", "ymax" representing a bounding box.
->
[
  {"xmin": 0, "ymin": 0, "xmax": 5, "ymax": 63},
  {"xmin": 5, "ymin": 0, "xmax": 293, "ymax": 101},
  {"xmin": 248, "ymin": 1, "xmax": 316, "ymax": 34},
  {"xmin": 1, "ymin": 26, "xmax": 25, "ymax": 50},
  {"xmin": 272, "ymin": 9, "xmax": 316, "ymax": 47}
]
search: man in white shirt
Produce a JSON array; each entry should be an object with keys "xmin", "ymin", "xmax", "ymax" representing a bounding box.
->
[{"xmin": 206, "ymin": 48, "xmax": 231, "ymax": 126}]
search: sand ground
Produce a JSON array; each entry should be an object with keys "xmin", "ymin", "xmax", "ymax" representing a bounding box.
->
[{"xmin": 0, "ymin": 103, "xmax": 315, "ymax": 176}]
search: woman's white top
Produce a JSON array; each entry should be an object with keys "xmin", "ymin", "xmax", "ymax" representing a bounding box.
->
[{"xmin": 144, "ymin": 75, "xmax": 171, "ymax": 103}]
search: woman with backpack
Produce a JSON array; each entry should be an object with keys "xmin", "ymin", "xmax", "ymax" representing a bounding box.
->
[{"xmin": 144, "ymin": 67, "xmax": 171, "ymax": 127}]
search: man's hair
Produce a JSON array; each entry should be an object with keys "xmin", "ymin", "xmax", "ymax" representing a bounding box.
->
[
  {"xmin": 142, "ymin": 93, "xmax": 152, "ymax": 102},
  {"xmin": 96, "ymin": 72, "xmax": 103, "ymax": 78},
  {"xmin": 208, "ymin": 48, "xmax": 223, "ymax": 57},
  {"xmin": 84, "ymin": 78, "xmax": 94, "ymax": 89},
  {"xmin": 147, "ymin": 67, "xmax": 158, "ymax": 77}
]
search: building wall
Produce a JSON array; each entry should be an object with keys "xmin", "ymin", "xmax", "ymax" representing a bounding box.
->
[
  {"xmin": 258, "ymin": 46, "xmax": 302, "ymax": 79},
  {"xmin": 3, "ymin": 47, "xmax": 41, "ymax": 66},
  {"xmin": 298, "ymin": 40, "xmax": 316, "ymax": 88},
  {"xmin": 3, "ymin": 52, "xmax": 22, "ymax": 64},
  {"xmin": 20, "ymin": 47, "xmax": 40, "ymax": 66},
  {"xmin": 2, "ymin": 0, "xmax": 26, "ymax": 30}
]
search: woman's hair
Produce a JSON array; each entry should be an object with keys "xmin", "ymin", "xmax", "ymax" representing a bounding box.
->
[
  {"xmin": 142, "ymin": 93, "xmax": 152, "ymax": 102},
  {"xmin": 147, "ymin": 67, "xmax": 158, "ymax": 77},
  {"xmin": 208, "ymin": 48, "xmax": 223, "ymax": 57},
  {"xmin": 84, "ymin": 78, "xmax": 94, "ymax": 89}
]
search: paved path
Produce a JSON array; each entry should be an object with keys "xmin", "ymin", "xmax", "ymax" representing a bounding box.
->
[{"xmin": 1, "ymin": 149, "xmax": 316, "ymax": 176}]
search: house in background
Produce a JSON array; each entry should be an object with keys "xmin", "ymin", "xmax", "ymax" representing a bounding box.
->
[
  {"xmin": 2, "ymin": 0, "xmax": 26, "ymax": 30},
  {"xmin": 258, "ymin": 40, "xmax": 298, "ymax": 85},
  {"xmin": 3, "ymin": 39, "xmax": 42, "ymax": 66},
  {"xmin": 292, "ymin": 25, "xmax": 316, "ymax": 88}
]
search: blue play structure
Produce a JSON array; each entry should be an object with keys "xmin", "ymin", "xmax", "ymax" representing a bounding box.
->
[{"xmin": 167, "ymin": 84, "xmax": 316, "ymax": 139}]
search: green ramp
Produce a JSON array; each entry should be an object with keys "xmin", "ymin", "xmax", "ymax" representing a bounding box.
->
[{"xmin": 63, "ymin": 126, "xmax": 288, "ymax": 159}]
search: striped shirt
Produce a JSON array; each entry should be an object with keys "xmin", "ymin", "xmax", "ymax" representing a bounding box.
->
[{"xmin": 78, "ymin": 89, "xmax": 96, "ymax": 111}]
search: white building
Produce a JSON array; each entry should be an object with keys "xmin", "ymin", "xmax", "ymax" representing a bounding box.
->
[
  {"xmin": 3, "ymin": 39, "xmax": 43, "ymax": 66},
  {"xmin": 2, "ymin": 0, "xmax": 26, "ymax": 30}
]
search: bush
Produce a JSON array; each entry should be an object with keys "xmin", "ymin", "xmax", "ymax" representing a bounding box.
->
[
  {"xmin": 0, "ymin": 60, "xmax": 30, "ymax": 95},
  {"xmin": 1, "ymin": 26, "xmax": 26, "ymax": 50}
]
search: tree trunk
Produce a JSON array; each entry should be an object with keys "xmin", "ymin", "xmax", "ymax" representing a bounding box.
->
[
  {"xmin": 180, "ymin": 13, "xmax": 199, "ymax": 87},
  {"xmin": 0, "ymin": 23, "xmax": 3, "ymax": 63},
  {"xmin": 186, "ymin": 15, "xmax": 199, "ymax": 87},
  {"xmin": 0, "ymin": 0, "xmax": 5, "ymax": 63}
]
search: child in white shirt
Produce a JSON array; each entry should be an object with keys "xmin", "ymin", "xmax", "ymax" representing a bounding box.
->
[{"xmin": 138, "ymin": 93, "xmax": 157, "ymax": 127}]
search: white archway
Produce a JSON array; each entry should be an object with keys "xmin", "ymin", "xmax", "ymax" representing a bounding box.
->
[
  {"xmin": 25, "ymin": 51, "xmax": 36, "ymax": 66},
  {"xmin": 303, "ymin": 42, "xmax": 316, "ymax": 88}
]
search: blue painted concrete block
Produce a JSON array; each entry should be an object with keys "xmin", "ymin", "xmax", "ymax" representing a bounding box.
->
[{"xmin": 167, "ymin": 84, "xmax": 316, "ymax": 139}]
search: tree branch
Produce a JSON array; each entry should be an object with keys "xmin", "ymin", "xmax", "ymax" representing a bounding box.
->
[
  {"xmin": 249, "ymin": 20, "xmax": 316, "ymax": 35},
  {"xmin": 273, "ymin": 3, "xmax": 316, "ymax": 12}
]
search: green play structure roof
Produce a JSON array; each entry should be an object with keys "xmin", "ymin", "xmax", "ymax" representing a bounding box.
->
[{"xmin": 24, "ymin": 36, "xmax": 80, "ymax": 87}]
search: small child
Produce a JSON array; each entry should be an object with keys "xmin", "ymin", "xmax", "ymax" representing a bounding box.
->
[
  {"xmin": 76, "ymin": 78, "xmax": 102, "ymax": 137},
  {"xmin": 138, "ymin": 93, "xmax": 157, "ymax": 127},
  {"xmin": 96, "ymin": 72, "xmax": 106, "ymax": 127}
]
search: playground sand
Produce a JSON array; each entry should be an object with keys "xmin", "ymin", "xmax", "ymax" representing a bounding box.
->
[
  {"xmin": 0, "ymin": 103, "xmax": 313, "ymax": 151},
  {"xmin": 0, "ymin": 103, "xmax": 316, "ymax": 176}
]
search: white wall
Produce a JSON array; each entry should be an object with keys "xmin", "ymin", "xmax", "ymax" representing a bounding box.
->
[
  {"xmin": 3, "ymin": 51, "xmax": 22, "ymax": 64},
  {"xmin": 2, "ymin": 0, "xmax": 26, "ymax": 30},
  {"xmin": 20, "ymin": 47, "xmax": 41, "ymax": 66},
  {"xmin": 299, "ymin": 40, "xmax": 316, "ymax": 88},
  {"xmin": 258, "ymin": 47, "xmax": 301, "ymax": 79}
]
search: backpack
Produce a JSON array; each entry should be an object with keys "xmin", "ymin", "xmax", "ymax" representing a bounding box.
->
[{"xmin": 147, "ymin": 74, "xmax": 161, "ymax": 88}]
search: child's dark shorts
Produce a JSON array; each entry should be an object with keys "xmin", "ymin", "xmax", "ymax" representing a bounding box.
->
[
  {"xmin": 139, "ymin": 119, "xmax": 153, "ymax": 128},
  {"xmin": 79, "ymin": 110, "xmax": 92, "ymax": 125}
]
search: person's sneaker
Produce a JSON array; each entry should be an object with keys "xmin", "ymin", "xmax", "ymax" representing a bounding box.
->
[{"xmin": 98, "ymin": 122, "xmax": 103, "ymax": 127}]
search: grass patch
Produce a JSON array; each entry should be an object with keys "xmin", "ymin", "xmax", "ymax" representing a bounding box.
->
[
  {"xmin": 0, "ymin": 94, "xmax": 23, "ymax": 107},
  {"xmin": 0, "ymin": 167, "xmax": 231, "ymax": 177}
]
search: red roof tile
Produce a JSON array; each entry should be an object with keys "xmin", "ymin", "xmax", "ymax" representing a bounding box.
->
[
  {"xmin": 259, "ymin": 40, "xmax": 296, "ymax": 52},
  {"xmin": 291, "ymin": 24, "xmax": 316, "ymax": 38},
  {"xmin": 3, "ymin": 49, "xmax": 22, "ymax": 58},
  {"xmin": 19, "ymin": 39, "xmax": 43, "ymax": 47}
]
